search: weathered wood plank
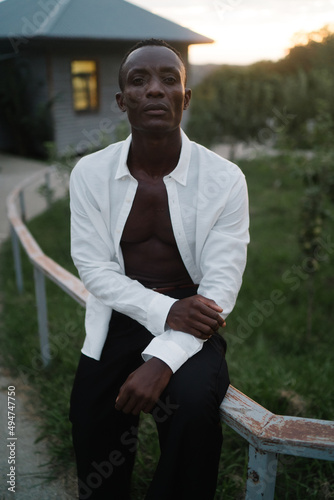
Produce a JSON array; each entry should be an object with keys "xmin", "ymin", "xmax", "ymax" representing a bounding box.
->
[{"xmin": 220, "ymin": 386, "xmax": 334, "ymax": 461}]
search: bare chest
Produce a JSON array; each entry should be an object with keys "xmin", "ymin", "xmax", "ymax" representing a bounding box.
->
[{"xmin": 121, "ymin": 178, "xmax": 175, "ymax": 244}]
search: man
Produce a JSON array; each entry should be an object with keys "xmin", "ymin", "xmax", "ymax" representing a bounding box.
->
[{"xmin": 69, "ymin": 39, "xmax": 249, "ymax": 499}]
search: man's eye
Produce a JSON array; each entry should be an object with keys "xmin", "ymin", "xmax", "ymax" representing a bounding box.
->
[
  {"xmin": 132, "ymin": 77, "xmax": 144, "ymax": 85},
  {"xmin": 164, "ymin": 77, "xmax": 176, "ymax": 84}
]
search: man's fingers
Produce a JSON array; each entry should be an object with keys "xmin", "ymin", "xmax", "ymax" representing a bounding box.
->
[
  {"xmin": 115, "ymin": 395, "xmax": 126, "ymax": 412},
  {"xmin": 192, "ymin": 308, "xmax": 227, "ymax": 337},
  {"xmin": 196, "ymin": 304, "xmax": 225, "ymax": 328},
  {"xmin": 196, "ymin": 298, "xmax": 224, "ymax": 324},
  {"xmin": 191, "ymin": 321, "xmax": 218, "ymax": 339},
  {"xmin": 115, "ymin": 359, "xmax": 171, "ymax": 415},
  {"xmin": 116, "ymin": 393, "xmax": 146, "ymax": 415},
  {"xmin": 115, "ymin": 387, "xmax": 135, "ymax": 413},
  {"xmin": 166, "ymin": 295, "xmax": 225, "ymax": 338},
  {"xmin": 196, "ymin": 295, "xmax": 223, "ymax": 313}
]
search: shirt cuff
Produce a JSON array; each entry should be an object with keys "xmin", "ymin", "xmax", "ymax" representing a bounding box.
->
[
  {"xmin": 142, "ymin": 330, "xmax": 204, "ymax": 373},
  {"xmin": 146, "ymin": 293, "xmax": 178, "ymax": 335}
]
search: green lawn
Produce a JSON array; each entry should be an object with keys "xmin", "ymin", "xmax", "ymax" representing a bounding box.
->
[{"xmin": 0, "ymin": 154, "xmax": 333, "ymax": 499}]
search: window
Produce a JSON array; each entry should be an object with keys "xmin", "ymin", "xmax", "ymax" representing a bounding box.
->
[{"xmin": 71, "ymin": 60, "xmax": 98, "ymax": 112}]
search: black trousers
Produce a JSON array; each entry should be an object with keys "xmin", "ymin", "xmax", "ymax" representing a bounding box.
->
[{"xmin": 69, "ymin": 289, "xmax": 230, "ymax": 500}]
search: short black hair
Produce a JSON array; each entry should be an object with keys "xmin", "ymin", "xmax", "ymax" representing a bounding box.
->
[{"xmin": 118, "ymin": 38, "xmax": 187, "ymax": 91}]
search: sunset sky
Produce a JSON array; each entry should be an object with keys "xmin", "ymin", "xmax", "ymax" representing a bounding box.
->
[
  {"xmin": 131, "ymin": 0, "xmax": 334, "ymax": 65},
  {"xmin": 0, "ymin": 0, "xmax": 332, "ymax": 65}
]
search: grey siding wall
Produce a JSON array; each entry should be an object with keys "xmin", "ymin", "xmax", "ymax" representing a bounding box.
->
[{"xmin": 50, "ymin": 51, "xmax": 124, "ymax": 154}]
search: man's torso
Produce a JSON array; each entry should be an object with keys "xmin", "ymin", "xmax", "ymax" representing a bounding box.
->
[{"xmin": 121, "ymin": 176, "xmax": 193, "ymax": 288}]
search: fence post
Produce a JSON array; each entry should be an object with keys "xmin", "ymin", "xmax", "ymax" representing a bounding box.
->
[
  {"xmin": 245, "ymin": 445, "xmax": 278, "ymax": 500},
  {"xmin": 10, "ymin": 225, "xmax": 24, "ymax": 294},
  {"xmin": 33, "ymin": 266, "xmax": 50, "ymax": 366},
  {"xmin": 19, "ymin": 189, "xmax": 26, "ymax": 222}
]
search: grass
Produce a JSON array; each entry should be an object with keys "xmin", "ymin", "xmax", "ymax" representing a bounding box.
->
[{"xmin": 0, "ymin": 154, "xmax": 333, "ymax": 499}]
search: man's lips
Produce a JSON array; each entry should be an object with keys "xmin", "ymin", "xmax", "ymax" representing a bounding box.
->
[{"xmin": 143, "ymin": 103, "xmax": 169, "ymax": 114}]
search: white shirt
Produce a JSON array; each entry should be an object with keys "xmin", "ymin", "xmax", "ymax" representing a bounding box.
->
[{"xmin": 70, "ymin": 130, "xmax": 249, "ymax": 373}]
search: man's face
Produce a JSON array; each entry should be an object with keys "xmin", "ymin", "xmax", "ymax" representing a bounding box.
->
[{"xmin": 116, "ymin": 46, "xmax": 191, "ymax": 134}]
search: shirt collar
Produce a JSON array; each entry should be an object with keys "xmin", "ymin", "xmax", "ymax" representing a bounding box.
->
[
  {"xmin": 115, "ymin": 134, "xmax": 133, "ymax": 180},
  {"xmin": 114, "ymin": 129, "xmax": 191, "ymax": 186}
]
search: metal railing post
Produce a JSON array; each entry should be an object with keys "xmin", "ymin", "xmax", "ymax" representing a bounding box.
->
[
  {"xmin": 19, "ymin": 189, "xmax": 26, "ymax": 222},
  {"xmin": 10, "ymin": 225, "xmax": 24, "ymax": 294},
  {"xmin": 245, "ymin": 445, "xmax": 278, "ymax": 500},
  {"xmin": 33, "ymin": 265, "xmax": 50, "ymax": 366}
]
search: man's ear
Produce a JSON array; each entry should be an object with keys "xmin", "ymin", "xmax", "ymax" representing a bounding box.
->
[
  {"xmin": 116, "ymin": 92, "xmax": 127, "ymax": 112},
  {"xmin": 183, "ymin": 88, "xmax": 192, "ymax": 110}
]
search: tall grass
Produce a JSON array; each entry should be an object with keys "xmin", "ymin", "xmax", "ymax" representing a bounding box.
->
[{"xmin": 0, "ymin": 155, "xmax": 333, "ymax": 499}]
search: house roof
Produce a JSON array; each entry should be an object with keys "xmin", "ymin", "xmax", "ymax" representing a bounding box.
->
[{"xmin": 0, "ymin": 0, "xmax": 213, "ymax": 44}]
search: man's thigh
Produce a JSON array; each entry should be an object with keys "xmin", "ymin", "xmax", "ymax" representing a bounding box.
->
[
  {"xmin": 69, "ymin": 310, "xmax": 153, "ymax": 424},
  {"xmin": 152, "ymin": 333, "xmax": 229, "ymax": 427}
]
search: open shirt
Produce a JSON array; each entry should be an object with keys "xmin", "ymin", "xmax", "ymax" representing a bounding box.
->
[{"xmin": 70, "ymin": 130, "xmax": 250, "ymax": 373}]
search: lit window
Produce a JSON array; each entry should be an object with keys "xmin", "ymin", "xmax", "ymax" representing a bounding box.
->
[{"xmin": 71, "ymin": 60, "xmax": 98, "ymax": 112}]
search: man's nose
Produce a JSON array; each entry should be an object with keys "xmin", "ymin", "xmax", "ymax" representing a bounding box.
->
[{"xmin": 146, "ymin": 77, "xmax": 164, "ymax": 97}]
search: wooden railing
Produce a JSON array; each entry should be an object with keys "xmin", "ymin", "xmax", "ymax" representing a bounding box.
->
[{"xmin": 7, "ymin": 167, "xmax": 334, "ymax": 500}]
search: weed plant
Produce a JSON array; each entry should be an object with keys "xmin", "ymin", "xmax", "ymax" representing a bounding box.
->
[{"xmin": 0, "ymin": 155, "xmax": 333, "ymax": 499}]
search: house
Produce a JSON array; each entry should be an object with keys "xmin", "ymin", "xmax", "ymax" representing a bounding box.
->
[{"xmin": 0, "ymin": 0, "xmax": 212, "ymax": 156}]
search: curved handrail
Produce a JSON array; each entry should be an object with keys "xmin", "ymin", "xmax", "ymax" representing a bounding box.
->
[
  {"xmin": 7, "ymin": 167, "xmax": 88, "ymax": 306},
  {"xmin": 6, "ymin": 167, "xmax": 334, "ymax": 499},
  {"xmin": 221, "ymin": 385, "xmax": 334, "ymax": 461}
]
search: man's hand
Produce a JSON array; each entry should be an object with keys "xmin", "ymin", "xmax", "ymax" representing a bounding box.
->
[
  {"xmin": 115, "ymin": 357, "xmax": 172, "ymax": 415},
  {"xmin": 166, "ymin": 294, "xmax": 226, "ymax": 339}
]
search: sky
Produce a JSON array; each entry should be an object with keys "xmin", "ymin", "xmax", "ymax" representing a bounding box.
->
[{"xmin": 130, "ymin": 0, "xmax": 334, "ymax": 65}]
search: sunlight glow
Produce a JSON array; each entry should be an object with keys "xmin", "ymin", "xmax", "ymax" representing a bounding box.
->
[{"xmin": 129, "ymin": 0, "xmax": 334, "ymax": 65}]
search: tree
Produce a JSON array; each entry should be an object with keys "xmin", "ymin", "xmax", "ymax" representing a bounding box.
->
[
  {"xmin": 187, "ymin": 66, "xmax": 283, "ymax": 157},
  {"xmin": 187, "ymin": 26, "xmax": 334, "ymax": 152}
]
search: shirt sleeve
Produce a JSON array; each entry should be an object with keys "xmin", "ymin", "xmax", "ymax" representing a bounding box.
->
[
  {"xmin": 141, "ymin": 330, "xmax": 204, "ymax": 373},
  {"xmin": 142, "ymin": 172, "xmax": 249, "ymax": 372},
  {"xmin": 198, "ymin": 173, "xmax": 250, "ymax": 318},
  {"xmin": 70, "ymin": 168, "xmax": 177, "ymax": 335}
]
